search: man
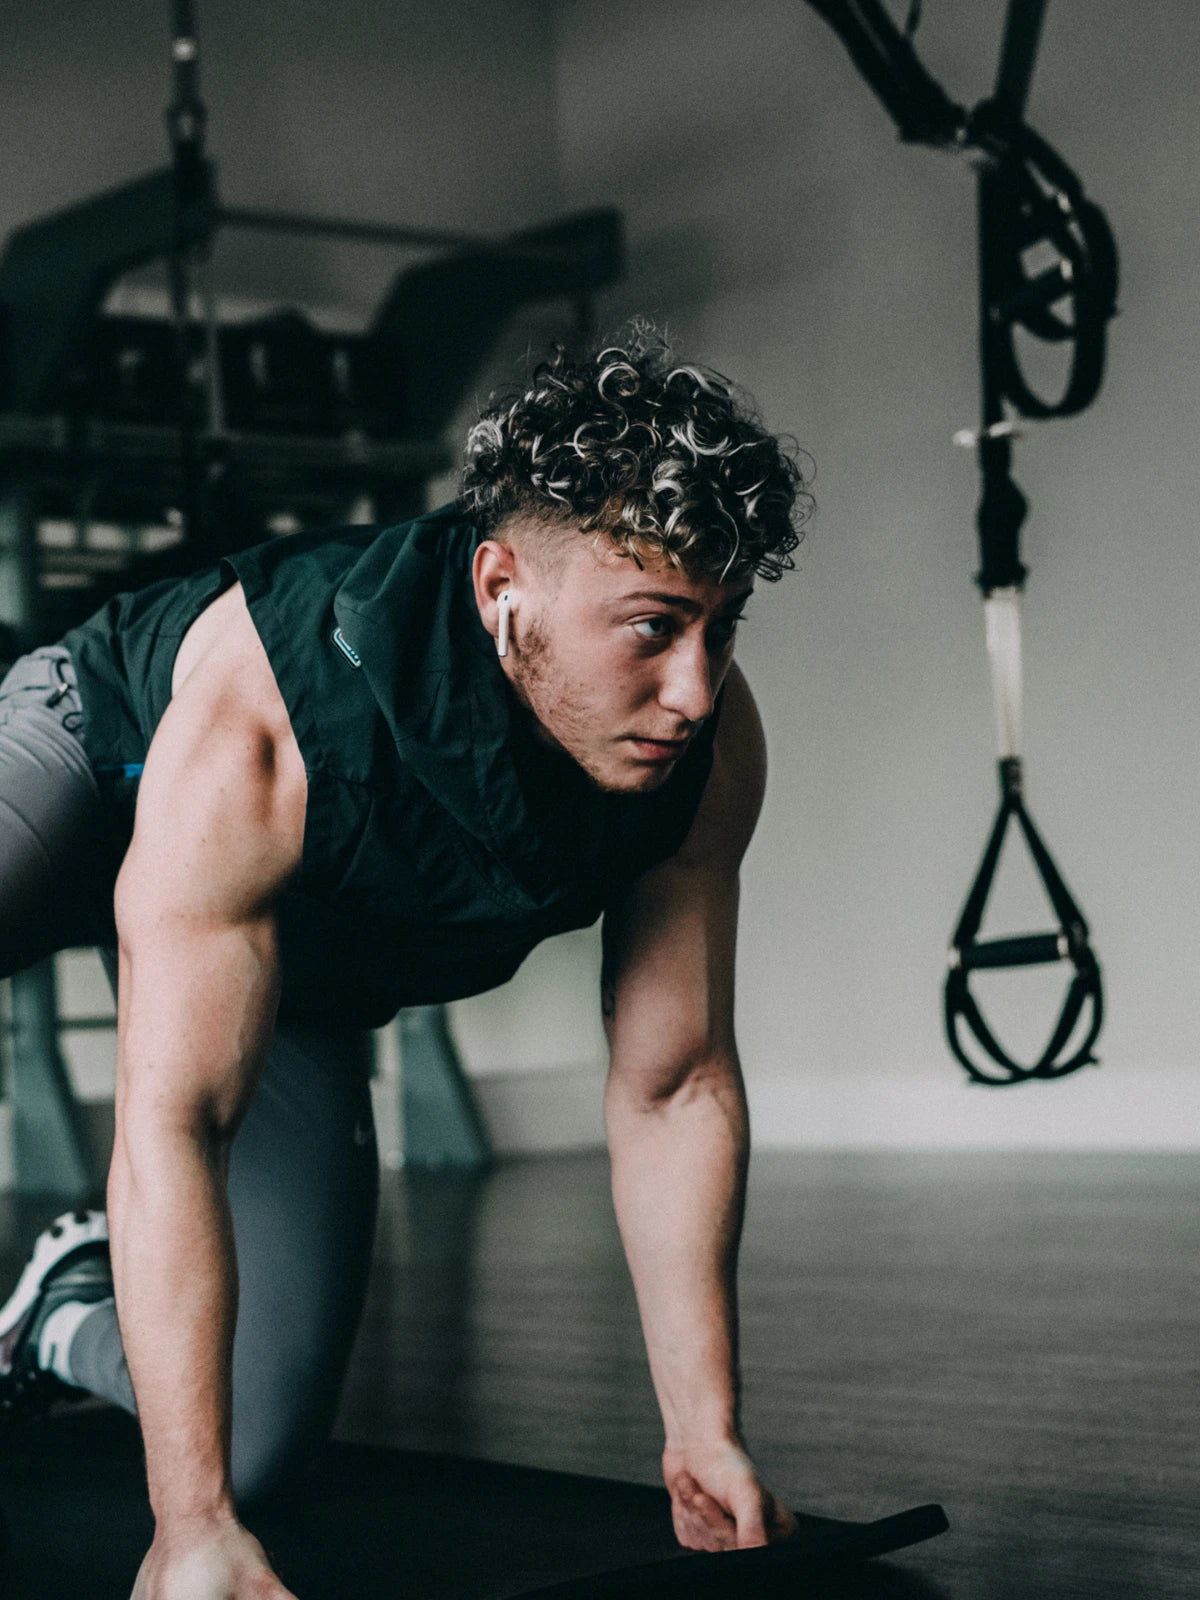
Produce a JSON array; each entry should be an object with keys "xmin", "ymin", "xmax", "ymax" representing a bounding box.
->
[{"xmin": 0, "ymin": 328, "xmax": 808, "ymax": 1599}]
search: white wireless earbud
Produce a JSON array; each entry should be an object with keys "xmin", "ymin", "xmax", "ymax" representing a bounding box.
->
[{"xmin": 496, "ymin": 590, "xmax": 511, "ymax": 658}]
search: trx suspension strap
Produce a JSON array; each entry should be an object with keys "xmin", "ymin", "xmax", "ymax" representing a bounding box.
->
[{"xmin": 807, "ymin": 0, "xmax": 1117, "ymax": 1084}]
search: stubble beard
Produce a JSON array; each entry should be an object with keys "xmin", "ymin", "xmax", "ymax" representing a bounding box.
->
[{"xmin": 505, "ymin": 614, "xmax": 664, "ymax": 794}]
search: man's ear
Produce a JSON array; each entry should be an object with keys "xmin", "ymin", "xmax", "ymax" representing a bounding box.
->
[{"xmin": 472, "ymin": 540, "xmax": 518, "ymax": 650}]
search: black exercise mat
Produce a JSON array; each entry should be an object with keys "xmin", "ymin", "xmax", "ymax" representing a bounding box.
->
[{"xmin": 0, "ymin": 1407, "xmax": 947, "ymax": 1600}]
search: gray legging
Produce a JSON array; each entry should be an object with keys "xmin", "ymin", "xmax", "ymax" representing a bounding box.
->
[{"xmin": 0, "ymin": 646, "xmax": 380, "ymax": 1504}]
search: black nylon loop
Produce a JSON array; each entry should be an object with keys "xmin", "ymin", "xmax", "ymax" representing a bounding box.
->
[
  {"xmin": 946, "ymin": 772, "xmax": 1103, "ymax": 1085},
  {"xmin": 946, "ymin": 962, "xmax": 1101, "ymax": 1086},
  {"xmin": 990, "ymin": 188, "xmax": 1118, "ymax": 420}
]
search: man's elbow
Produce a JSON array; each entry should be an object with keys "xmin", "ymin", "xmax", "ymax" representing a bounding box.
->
[
  {"xmin": 108, "ymin": 1110, "xmax": 216, "ymax": 1259},
  {"xmin": 114, "ymin": 1066, "xmax": 235, "ymax": 1191},
  {"xmin": 606, "ymin": 1047, "xmax": 747, "ymax": 1117}
]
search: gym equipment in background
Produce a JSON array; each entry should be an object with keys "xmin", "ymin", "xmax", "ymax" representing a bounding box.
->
[
  {"xmin": 807, "ymin": 0, "xmax": 1114, "ymax": 1085},
  {"xmin": 0, "ymin": 0, "xmax": 623, "ymax": 1195},
  {"xmin": 0, "ymin": 0, "xmax": 623, "ymax": 642}
]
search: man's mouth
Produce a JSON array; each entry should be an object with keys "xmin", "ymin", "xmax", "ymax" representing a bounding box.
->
[{"xmin": 625, "ymin": 736, "xmax": 691, "ymax": 761}]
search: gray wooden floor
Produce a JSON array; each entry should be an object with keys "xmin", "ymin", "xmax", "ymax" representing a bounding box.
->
[
  {"xmin": 335, "ymin": 1150, "xmax": 1200, "ymax": 1600},
  {"xmin": 0, "ymin": 1149, "xmax": 1194, "ymax": 1596}
]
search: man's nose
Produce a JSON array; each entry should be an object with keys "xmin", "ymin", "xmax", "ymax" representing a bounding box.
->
[{"xmin": 658, "ymin": 637, "xmax": 716, "ymax": 726}]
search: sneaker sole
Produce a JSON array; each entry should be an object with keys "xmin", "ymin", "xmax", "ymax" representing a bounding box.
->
[{"xmin": 0, "ymin": 1211, "xmax": 108, "ymax": 1374}]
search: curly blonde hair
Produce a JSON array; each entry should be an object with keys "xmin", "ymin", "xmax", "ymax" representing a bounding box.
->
[{"xmin": 459, "ymin": 325, "xmax": 810, "ymax": 583}]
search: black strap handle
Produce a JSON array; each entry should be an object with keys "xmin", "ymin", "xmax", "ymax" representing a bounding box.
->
[
  {"xmin": 945, "ymin": 760, "xmax": 1103, "ymax": 1086},
  {"xmin": 946, "ymin": 965, "xmax": 1102, "ymax": 1086},
  {"xmin": 960, "ymin": 932, "xmax": 1064, "ymax": 970}
]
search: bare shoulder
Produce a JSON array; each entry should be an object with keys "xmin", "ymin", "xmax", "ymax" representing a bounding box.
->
[
  {"xmin": 166, "ymin": 582, "xmax": 297, "ymax": 761},
  {"xmin": 677, "ymin": 660, "xmax": 766, "ymax": 871},
  {"xmin": 119, "ymin": 583, "xmax": 306, "ymax": 918}
]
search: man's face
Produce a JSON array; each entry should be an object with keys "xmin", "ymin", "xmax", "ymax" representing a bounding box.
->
[{"xmin": 490, "ymin": 532, "xmax": 752, "ymax": 793}]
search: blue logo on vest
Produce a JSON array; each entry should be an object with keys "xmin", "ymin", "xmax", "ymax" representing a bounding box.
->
[{"xmin": 332, "ymin": 628, "xmax": 362, "ymax": 668}]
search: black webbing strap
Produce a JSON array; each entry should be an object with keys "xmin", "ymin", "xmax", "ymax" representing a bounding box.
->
[
  {"xmin": 975, "ymin": 434, "xmax": 1028, "ymax": 592},
  {"xmin": 992, "ymin": 0, "xmax": 1049, "ymax": 117},
  {"xmin": 945, "ymin": 759, "xmax": 1103, "ymax": 1085},
  {"xmin": 804, "ymin": 0, "xmax": 966, "ymax": 145},
  {"xmin": 809, "ymin": 0, "xmax": 1114, "ymax": 1086}
]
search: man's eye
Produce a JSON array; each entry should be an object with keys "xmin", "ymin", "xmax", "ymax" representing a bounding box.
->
[{"xmin": 632, "ymin": 616, "xmax": 673, "ymax": 640}]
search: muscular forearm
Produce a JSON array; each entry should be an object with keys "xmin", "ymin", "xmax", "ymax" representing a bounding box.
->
[
  {"xmin": 103, "ymin": 624, "xmax": 305, "ymax": 1596},
  {"xmin": 107, "ymin": 922, "xmax": 279, "ymax": 1532},
  {"xmin": 108, "ymin": 1111, "xmax": 239, "ymax": 1526},
  {"xmin": 605, "ymin": 1058, "xmax": 749, "ymax": 1448}
]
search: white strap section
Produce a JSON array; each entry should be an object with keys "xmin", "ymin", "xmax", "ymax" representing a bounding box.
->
[{"xmin": 983, "ymin": 586, "xmax": 1023, "ymax": 760}]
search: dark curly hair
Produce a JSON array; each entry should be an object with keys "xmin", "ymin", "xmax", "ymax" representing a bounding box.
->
[{"xmin": 458, "ymin": 324, "xmax": 811, "ymax": 583}]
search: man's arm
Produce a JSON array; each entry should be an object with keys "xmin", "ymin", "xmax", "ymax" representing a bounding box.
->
[
  {"xmin": 602, "ymin": 663, "xmax": 795, "ymax": 1553},
  {"xmin": 109, "ymin": 612, "xmax": 305, "ymax": 1599}
]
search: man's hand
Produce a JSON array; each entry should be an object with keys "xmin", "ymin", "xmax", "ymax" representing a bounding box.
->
[
  {"xmin": 663, "ymin": 1440, "xmax": 796, "ymax": 1552},
  {"xmin": 130, "ymin": 1517, "xmax": 296, "ymax": 1600}
]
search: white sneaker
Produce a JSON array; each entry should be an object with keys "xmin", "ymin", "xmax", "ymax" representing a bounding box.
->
[{"xmin": 0, "ymin": 1210, "xmax": 111, "ymax": 1418}]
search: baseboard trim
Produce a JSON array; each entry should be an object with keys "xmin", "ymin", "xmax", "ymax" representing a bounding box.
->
[
  {"xmin": 471, "ymin": 1061, "xmax": 1200, "ymax": 1154},
  {"xmin": 2, "ymin": 1059, "xmax": 1196, "ymax": 1190},
  {"xmin": 471, "ymin": 1063, "xmax": 607, "ymax": 1155},
  {"xmin": 744, "ymin": 1064, "xmax": 1200, "ymax": 1150}
]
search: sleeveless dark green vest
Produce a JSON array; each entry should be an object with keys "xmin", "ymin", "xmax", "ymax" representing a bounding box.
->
[{"xmin": 63, "ymin": 506, "xmax": 719, "ymax": 1027}]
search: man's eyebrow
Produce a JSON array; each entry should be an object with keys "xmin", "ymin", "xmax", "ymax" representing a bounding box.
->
[{"xmin": 615, "ymin": 588, "xmax": 755, "ymax": 614}]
